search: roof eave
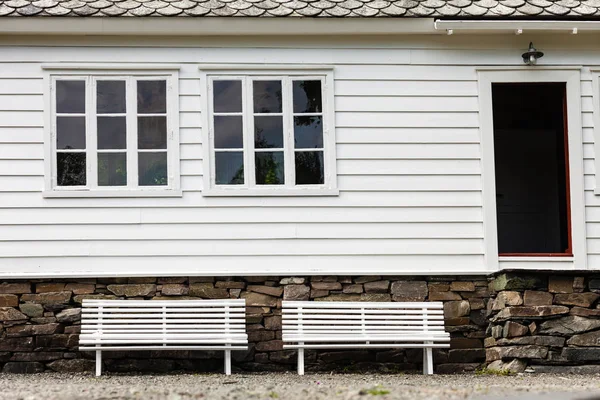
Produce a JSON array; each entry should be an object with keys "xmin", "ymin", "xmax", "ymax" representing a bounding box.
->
[{"xmin": 0, "ymin": 16, "xmax": 438, "ymax": 36}]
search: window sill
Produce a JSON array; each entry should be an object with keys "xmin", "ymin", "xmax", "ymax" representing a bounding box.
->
[
  {"xmin": 42, "ymin": 190, "xmax": 183, "ymax": 198},
  {"xmin": 499, "ymin": 256, "xmax": 573, "ymax": 262},
  {"xmin": 202, "ymin": 188, "xmax": 340, "ymax": 197},
  {"xmin": 498, "ymin": 256, "xmax": 575, "ymax": 271}
]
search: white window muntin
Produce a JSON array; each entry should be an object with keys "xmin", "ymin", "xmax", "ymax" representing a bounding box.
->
[
  {"xmin": 206, "ymin": 73, "xmax": 335, "ymax": 195},
  {"xmin": 48, "ymin": 73, "xmax": 177, "ymax": 194}
]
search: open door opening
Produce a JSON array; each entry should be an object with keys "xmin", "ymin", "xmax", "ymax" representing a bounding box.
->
[{"xmin": 492, "ymin": 83, "xmax": 572, "ymax": 256}]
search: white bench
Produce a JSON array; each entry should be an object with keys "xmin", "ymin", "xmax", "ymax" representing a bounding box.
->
[
  {"xmin": 282, "ymin": 301, "xmax": 450, "ymax": 375},
  {"xmin": 79, "ymin": 299, "xmax": 248, "ymax": 376}
]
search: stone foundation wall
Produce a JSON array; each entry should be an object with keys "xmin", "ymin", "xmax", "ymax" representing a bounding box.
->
[
  {"xmin": 1, "ymin": 273, "xmax": 598, "ymax": 374},
  {"xmin": 486, "ymin": 273, "xmax": 600, "ymax": 374},
  {"xmin": 0, "ymin": 276, "xmax": 489, "ymax": 374}
]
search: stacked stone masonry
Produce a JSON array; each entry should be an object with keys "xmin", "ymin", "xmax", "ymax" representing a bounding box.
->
[
  {"xmin": 486, "ymin": 273, "xmax": 600, "ymax": 374},
  {"xmin": 0, "ymin": 273, "xmax": 598, "ymax": 374}
]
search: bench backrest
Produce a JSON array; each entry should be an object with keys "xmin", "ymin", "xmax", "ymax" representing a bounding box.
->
[
  {"xmin": 81, "ymin": 299, "xmax": 246, "ymax": 340},
  {"xmin": 282, "ymin": 301, "xmax": 447, "ymax": 338}
]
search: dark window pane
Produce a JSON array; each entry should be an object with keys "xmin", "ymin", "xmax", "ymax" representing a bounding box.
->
[
  {"xmin": 253, "ymin": 80, "xmax": 282, "ymax": 113},
  {"xmin": 137, "ymin": 80, "xmax": 167, "ymax": 114},
  {"xmin": 214, "ymin": 116, "xmax": 243, "ymax": 149},
  {"xmin": 294, "ymin": 116, "xmax": 323, "ymax": 149},
  {"xmin": 293, "ymin": 80, "xmax": 322, "ymax": 113},
  {"xmin": 97, "ymin": 81, "xmax": 126, "ymax": 114},
  {"xmin": 98, "ymin": 152, "xmax": 127, "ymax": 186},
  {"xmin": 214, "ymin": 80, "xmax": 242, "ymax": 113},
  {"xmin": 138, "ymin": 152, "xmax": 167, "ymax": 186},
  {"xmin": 215, "ymin": 152, "xmax": 244, "ymax": 185},
  {"xmin": 98, "ymin": 117, "xmax": 126, "ymax": 150},
  {"xmin": 256, "ymin": 152, "xmax": 284, "ymax": 185},
  {"xmin": 254, "ymin": 116, "xmax": 283, "ymax": 149},
  {"xmin": 138, "ymin": 116, "xmax": 167, "ymax": 150},
  {"xmin": 295, "ymin": 151, "xmax": 324, "ymax": 185},
  {"xmin": 57, "ymin": 152, "xmax": 86, "ymax": 186},
  {"xmin": 56, "ymin": 80, "xmax": 85, "ymax": 114},
  {"xmin": 57, "ymin": 116, "xmax": 86, "ymax": 150}
]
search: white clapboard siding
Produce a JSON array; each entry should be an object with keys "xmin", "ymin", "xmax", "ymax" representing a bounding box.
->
[
  {"xmin": 335, "ymin": 80, "xmax": 479, "ymax": 96},
  {"xmin": 0, "ymin": 127, "xmax": 44, "ymax": 144},
  {"xmin": 0, "ymin": 222, "xmax": 483, "ymax": 241},
  {"xmin": 335, "ymin": 96, "xmax": 479, "ymax": 112},
  {"xmin": 0, "ymin": 206, "xmax": 483, "ymax": 225},
  {"xmin": 0, "ymin": 95, "xmax": 44, "ymax": 111},
  {"xmin": 2, "ymin": 37, "xmax": 598, "ymax": 276},
  {"xmin": 336, "ymin": 128, "xmax": 480, "ymax": 144},
  {"xmin": 0, "ymin": 78, "xmax": 43, "ymax": 94},
  {"xmin": 0, "ymin": 191, "xmax": 483, "ymax": 208},
  {"xmin": 0, "ymin": 238, "xmax": 484, "ymax": 257}
]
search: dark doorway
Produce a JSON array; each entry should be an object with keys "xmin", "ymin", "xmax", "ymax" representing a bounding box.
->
[{"xmin": 492, "ymin": 83, "xmax": 571, "ymax": 256}]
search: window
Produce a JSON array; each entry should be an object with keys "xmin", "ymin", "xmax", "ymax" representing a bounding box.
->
[
  {"xmin": 202, "ymin": 71, "xmax": 337, "ymax": 196},
  {"xmin": 45, "ymin": 70, "xmax": 180, "ymax": 197}
]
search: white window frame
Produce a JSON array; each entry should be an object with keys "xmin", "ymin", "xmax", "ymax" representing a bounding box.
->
[
  {"xmin": 42, "ymin": 65, "xmax": 181, "ymax": 198},
  {"xmin": 200, "ymin": 66, "xmax": 338, "ymax": 197},
  {"xmin": 477, "ymin": 67, "xmax": 587, "ymax": 272}
]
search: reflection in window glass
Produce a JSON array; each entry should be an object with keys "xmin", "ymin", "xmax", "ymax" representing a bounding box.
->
[
  {"xmin": 295, "ymin": 151, "xmax": 324, "ymax": 185},
  {"xmin": 98, "ymin": 117, "xmax": 126, "ymax": 150},
  {"xmin": 97, "ymin": 81, "xmax": 126, "ymax": 114},
  {"xmin": 215, "ymin": 152, "xmax": 244, "ymax": 185},
  {"xmin": 138, "ymin": 152, "xmax": 168, "ymax": 186},
  {"xmin": 98, "ymin": 153, "xmax": 127, "ymax": 186},
  {"xmin": 256, "ymin": 152, "xmax": 284, "ymax": 185},
  {"xmin": 57, "ymin": 152, "xmax": 86, "ymax": 186},
  {"xmin": 214, "ymin": 80, "xmax": 242, "ymax": 113},
  {"xmin": 137, "ymin": 80, "xmax": 166, "ymax": 114},
  {"xmin": 57, "ymin": 117, "xmax": 86, "ymax": 150},
  {"xmin": 254, "ymin": 116, "xmax": 283, "ymax": 149},
  {"xmin": 253, "ymin": 80, "xmax": 282, "ymax": 113},
  {"xmin": 293, "ymin": 80, "xmax": 322, "ymax": 113},
  {"xmin": 294, "ymin": 116, "xmax": 323, "ymax": 149},
  {"xmin": 214, "ymin": 115, "xmax": 243, "ymax": 149},
  {"xmin": 56, "ymin": 80, "xmax": 86, "ymax": 114},
  {"xmin": 138, "ymin": 116, "xmax": 167, "ymax": 150}
]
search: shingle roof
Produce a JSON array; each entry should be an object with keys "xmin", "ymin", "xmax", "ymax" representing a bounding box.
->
[{"xmin": 1, "ymin": 0, "xmax": 600, "ymax": 18}]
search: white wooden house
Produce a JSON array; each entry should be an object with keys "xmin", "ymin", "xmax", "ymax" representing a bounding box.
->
[{"xmin": 1, "ymin": 2, "xmax": 600, "ymax": 374}]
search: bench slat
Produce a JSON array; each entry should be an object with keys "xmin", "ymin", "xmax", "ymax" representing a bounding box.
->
[
  {"xmin": 83, "ymin": 300, "xmax": 246, "ymax": 306},
  {"xmin": 283, "ymin": 315, "xmax": 444, "ymax": 320},
  {"xmin": 283, "ymin": 301, "xmax": 444, "ymax": 309},
  {"xmin": 82, "ymin": 314, "xmax": 245, "ymax": 319},
  {"xmin": 283, "ymin": 321, "xmax": 445, "ymax": 327},
  {"xmin": 82, "ymin": 329, "xmax": 246, "ymax": 334},
  {"xmin": 284, "ymin": 343, "xmax": 450, "ymax": 349},
  {"xmin": 82, "ymin": 318, "xmax": 245, "ymax": 324},
  {"xmin": 80, "ymin": 339, "xmax": 248, "ymax": 345},
  {"xmin": 79, "ymin": 346, "xmax": 248, "ymax": 351},
  {"xmin": 282, "ymin": 310, "xmax": 443, "ymax": 316},
  {"xmin": 82, "ymin": 308, "xmax": 245, "ymax": 313}
]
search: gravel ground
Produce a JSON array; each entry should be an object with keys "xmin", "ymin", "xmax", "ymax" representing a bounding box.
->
[{"xmin": 1, "ymin": 373, "xmax": 600, "ymax": 400}]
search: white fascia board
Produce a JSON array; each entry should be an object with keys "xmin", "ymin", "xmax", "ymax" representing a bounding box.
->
[
  {"xmin": 435, "ymin": 19, "xmax": 600, "ymax": 34},
  {"xmin": 0, "ymin": 17, "xmax": 437, "ymax": 36}
]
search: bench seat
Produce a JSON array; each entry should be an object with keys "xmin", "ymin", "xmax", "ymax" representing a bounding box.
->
[
  {"xmin": 282, "ymin": 301, "xmax": 450, "ymax": 375},
  {"xmin": 79, "ymin": 299, "xmax": 248, "ymax": 376}
]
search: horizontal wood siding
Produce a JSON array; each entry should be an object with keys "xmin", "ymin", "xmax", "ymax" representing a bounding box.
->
[{"xmin": 0, "ymin": 36, "xmax": 595, "ymax": 276}]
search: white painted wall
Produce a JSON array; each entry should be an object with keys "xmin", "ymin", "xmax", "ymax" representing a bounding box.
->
[{"xmin": 0, "ymin": 33, "xmax": 598, "ymax": 277}]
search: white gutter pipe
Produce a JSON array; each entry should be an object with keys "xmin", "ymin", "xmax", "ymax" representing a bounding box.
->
[{"xmin": 434, "ymin": 19, "xmax": 600, "ymax": 35}]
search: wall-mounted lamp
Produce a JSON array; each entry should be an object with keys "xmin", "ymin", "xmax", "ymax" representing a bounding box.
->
[{"xmin": 522, "ymin": 42, "xmax": 544, "ymax": 65}]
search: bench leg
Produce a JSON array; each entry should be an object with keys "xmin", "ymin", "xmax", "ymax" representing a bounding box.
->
[
  {"xmin": 297, "ymin": 348, "xmax": 305, "ymax": 376},
  {"xmin": 423, "ymin": 346, "xmax": 433, "ymax": 375},
  {"xmin": 224, "ymin": 349, "xmax": 232, "ymax": 375},
  {"xmin": 96, "ymin": 350, "xmax": 102, "ymax": 377}
]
